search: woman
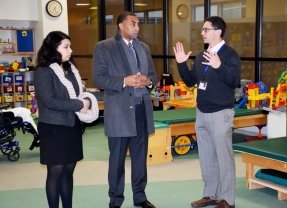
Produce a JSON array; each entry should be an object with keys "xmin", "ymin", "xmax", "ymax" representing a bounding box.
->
[{"xmin": 34, "ymin": 31, "xmax": 91, "ymax": 208}]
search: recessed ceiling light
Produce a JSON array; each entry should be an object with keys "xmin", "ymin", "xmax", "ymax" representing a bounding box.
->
[
  {"xmin": 76, "ymin": 3, "xmax": 90, "ymax": 6},
  {"xmin": 134, "ymin": 3, "xmax": 148, "ymax": 6}
]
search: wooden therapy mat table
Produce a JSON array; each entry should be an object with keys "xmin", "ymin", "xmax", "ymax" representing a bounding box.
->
[
  {"xmin": 233, "ymin": 137, "xmax": 287, "ymax": 200},
  {"xmin": 153, "ymin": 108, "xmax": 267, "ymax": 138}
]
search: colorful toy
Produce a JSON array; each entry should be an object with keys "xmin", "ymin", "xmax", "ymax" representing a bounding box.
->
[
  {"xmin": 269, "ymin": 71, "xmax": 287, "ymax": 111},
  {"xmin": 0, "ymin": 64, "xmax": 5, "ymax": 73},
  {"xmin": 240, "ymin": 71, "xmax": 287, "ymax": 111},
  {"xmin": 235, "ymin": 79, "xmax": 252, "ymax": 104},
  {"xmin": 163, "ymin": 81, "xmax": 197, "ymax": 109},
  {"xmin": 245, "ymin": 82, "xmax": 270, "ymax": 109},
  {"xmin": 11, "ymin": 60, "xmax": 20, "ymax": 71}
]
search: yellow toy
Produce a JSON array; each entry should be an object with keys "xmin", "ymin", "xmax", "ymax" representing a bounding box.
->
[
  {"xmin": 247, "ymin": 71, "xmax": 287, "ymax": 111},
  {"xmin": 11, "ymin": 60, "xmax": 19, "ymax": 71},
  {"xmin": 246, "ymin": 82, "xmax": 271, "ymax": 109},
  {"xmin": 269, "ymin": 71, "xmax": 287, "ymax": 110},
  {"xmin": 0, "ymin": 64, "xmax": 4, "ymax": 73},
  {"xmin": 163, "ymin": 81, "xmax": 197, "ymax": 110}
]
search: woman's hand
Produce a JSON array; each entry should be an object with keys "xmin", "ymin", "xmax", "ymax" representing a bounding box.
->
[{"xmin": 80, "ymin": 99, "xmax": 90, "ymax": 113}]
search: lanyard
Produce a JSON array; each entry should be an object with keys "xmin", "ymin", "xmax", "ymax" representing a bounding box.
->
[
  {"xmin": 202, "ymin": 44, "xmax": 224, "ymax": 81},
  {"xmin": 202, "ymin": 44, "xmax": 224, "ymax": 74},
  {"xmin": 203, "ymin": 63, "xmax": 209, "ymax": 81}
]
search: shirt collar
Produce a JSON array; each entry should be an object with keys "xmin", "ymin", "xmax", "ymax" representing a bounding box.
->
[
  {"xmin": 122, "ymin": 38, "xmax": 133, "ymax": 46},
  {"xmin": 208, "ymin": 40, "xmax": 225, "ymax": 53}
]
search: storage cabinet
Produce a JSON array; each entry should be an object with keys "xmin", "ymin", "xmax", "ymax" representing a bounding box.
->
[
  {"xmin": 0, "ymin": 71, "xmax": 34, "ymax": 109},
  {"xmin": 0, "ymin": 27, "xmax": 35, "ymax": 109}
]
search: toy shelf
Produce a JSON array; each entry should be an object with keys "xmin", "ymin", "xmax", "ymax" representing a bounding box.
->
[
  {"xmin": 0, "ymin": 71, "xmax": 34, "ymax": 110},
  {"xmin": 0, "ymin": 28, "xmax": 34, "ymax": 61}
]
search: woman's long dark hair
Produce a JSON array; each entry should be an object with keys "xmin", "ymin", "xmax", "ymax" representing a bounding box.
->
[{"xmin": 36, "ymin": 31, "xmax": 75, "ymax": 72}]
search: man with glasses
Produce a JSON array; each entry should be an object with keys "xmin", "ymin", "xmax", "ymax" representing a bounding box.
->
[{"xmin": 174, "ymin": 16, "xmax": 240, "ymax": 208}]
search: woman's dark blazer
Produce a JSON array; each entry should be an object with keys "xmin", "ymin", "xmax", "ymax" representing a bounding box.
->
[{"xmin": 34, "ymin": 66, "xmax": 83, "ymax": 127}]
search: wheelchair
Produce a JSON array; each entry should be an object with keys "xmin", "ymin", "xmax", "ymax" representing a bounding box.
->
[{"xmin": 0, "ymin": 105, "xmax": 39, "ymax": 161}]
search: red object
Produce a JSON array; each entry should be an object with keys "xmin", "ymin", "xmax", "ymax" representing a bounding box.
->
[{"xmin": 244, "ymin": 125, "xmax": 267, "ymax": 142}]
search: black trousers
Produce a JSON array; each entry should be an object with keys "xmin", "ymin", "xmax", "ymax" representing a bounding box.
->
[{"xmin": 108, "ymin": 102, "xmax": 148, "ymax": 207}]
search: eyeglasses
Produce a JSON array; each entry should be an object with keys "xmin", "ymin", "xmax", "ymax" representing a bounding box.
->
[{"xmin": 201, "ymin": 28, "xmax": 217, "ymax": 33}]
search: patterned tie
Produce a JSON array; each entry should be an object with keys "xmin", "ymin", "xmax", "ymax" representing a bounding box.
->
[{"xmin": 128, "ymin": 42, "xmax": 137, "ymax": 64}]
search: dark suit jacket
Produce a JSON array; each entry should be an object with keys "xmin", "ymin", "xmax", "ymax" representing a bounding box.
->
[{"xmin": 93, "ymin": 33, "xmax": 158, "ymax": 137}]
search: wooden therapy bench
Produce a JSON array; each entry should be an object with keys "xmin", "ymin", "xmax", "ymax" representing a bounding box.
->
[
  {"xmin": 152, "ymin": 108, "xmax": 267, "ymax": 155},
  {"xmin": 233, "ymin": 137, "xmax": 287, "ymax": 200}
]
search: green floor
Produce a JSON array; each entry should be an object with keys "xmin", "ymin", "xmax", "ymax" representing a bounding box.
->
[
  {"xmin": 1, "ymin": 178, "xmax": 287, "ymax": 208},
  {"xmin": 0, "ymin": 121, "xmax": 249, "ymax": 164},
  {"xmin": 0, "ymin": 121, "xmax": 287, "ymax": 208}
]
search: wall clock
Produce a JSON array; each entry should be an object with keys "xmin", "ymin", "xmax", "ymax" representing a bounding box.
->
[
  {"xmin": 176, "ymin": 4, "xmax": 189, "ymax": 20},
  {"xmin": 46, "ymin": 0, "xmax": 63, "ymax": 17}
]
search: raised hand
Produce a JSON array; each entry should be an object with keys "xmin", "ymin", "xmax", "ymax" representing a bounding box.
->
[
  {"xmin": 202, "ymin": 51, "xmax": 221, "ymax": 69},
  {"xmin": 173, "ymin": 42, "xmax": 192, "ymax": 63}
]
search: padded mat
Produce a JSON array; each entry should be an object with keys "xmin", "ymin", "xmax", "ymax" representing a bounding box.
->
[
  {"xmin": 256, "ymin": 169, "xmax": 287, "ymax": 186},
  {"xmin": 154, "ymin": 122, "xmax": 168, "ymax": 129},
  {"xmin": 153, "ymin": 108, "xmax": 264, "ymax": 124},
  {"xmin": 233, "ymin": 137, "xmax": 287, "ymax": 162}
]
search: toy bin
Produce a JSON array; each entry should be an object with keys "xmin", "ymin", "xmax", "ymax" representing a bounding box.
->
[
  {"xmin": 3, "ymin": 85, "xmax": 13, "ymax": 93},
  {"xmin": 15, "ymin": 85, "xmax": 24, "ymax": 92},
  {"xmin": 14, "ymin": 74, "xmax": 24, "ymax": 83},
  {"xmin": 3, "ymin": 75, "xmax": 13, "ymax": 84},
  {"xmin": 4, "ymin": 95, "xmax": 13, "ymax": 103},
  {"xmin": 26, "ymin": 93, "xmax": 33, "ymax": 101},
  {"xmin": 15, "ymin": 95, "xmax": 24, "ymax": 102},
  {"xmin": 27, "ymin": 103, "xmax": 32, "ymax": 110},
  {"xmin": 26, "ymin": 85, "xmax": 35, "ymax": 92}
]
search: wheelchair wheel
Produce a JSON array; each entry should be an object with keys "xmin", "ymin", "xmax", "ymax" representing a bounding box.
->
[
  {"xmin": 172, "ymin": 135, "xmax": 192, "ymax": 155},
  {"xmin": 1, "ymin": 145, "xmax": 13, "ymax": 155},
  {"xmin": 8, "ymin": 149, "xmax": 20, "ymax": 162}
]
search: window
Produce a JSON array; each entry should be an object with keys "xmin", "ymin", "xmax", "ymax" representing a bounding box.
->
[
  {"xmin": 223, "ymin": 2, "xmax": 246, "ymax": 19},
  {"xmin": 105, "ymin": 14, "xmax": 113, "ymax": 24},
  {"xmin": 193, "ymin": 2, "xmax": 245, "ymax": 21},
  {"xmin": 135, "ymin": 12, "xmax": 145, "ymax": 23},
  {"xmin": 147, "ymin": 10, "xmax": 162, "ymax": 24},
  {"xmin": 193, "ymin": 5, "xmax": 220, "ymax": 21}
]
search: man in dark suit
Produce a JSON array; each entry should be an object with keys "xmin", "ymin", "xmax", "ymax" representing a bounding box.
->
[
  {"xmin": 93, "ymin": 12, "xmax": 158, "ymax": 208},
  {"xmin": 174, "ymin": 16, "xmax": 240, "ymax": 208}
]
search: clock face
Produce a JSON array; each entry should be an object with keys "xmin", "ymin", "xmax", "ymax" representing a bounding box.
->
[
  {"xmin": 176, "ymin": 4, "xmax": 189, "ymax": 20},
  {"xmin": 46, "ymin": 0, "xmax": 63, "ymax": 17}
]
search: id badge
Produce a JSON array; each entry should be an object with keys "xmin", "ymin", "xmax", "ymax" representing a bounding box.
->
[{"xmin": 199, "ymin": 81, "xmax": 208, "ymax": 90}]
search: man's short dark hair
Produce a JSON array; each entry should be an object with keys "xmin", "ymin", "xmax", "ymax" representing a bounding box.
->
[
  {"xmin": 117, "ymin": 11, "xmax": 137, "ymax": 29},
  {"xmin": 204, "ymin": 16, "xmax": 226, "ymax": 38}
]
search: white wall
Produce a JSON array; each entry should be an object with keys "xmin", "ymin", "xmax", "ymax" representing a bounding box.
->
[
  {"xmin": 0, "ymin": 0, "xmax": 38, "ymax": 21},
  {"xmin": 35, "ymin": 0, "xmax": 68, "ymax": 53},
  {"xmin": 38, "ymin": 0, "xmax": 68, "ymax": 37},
  {"xmin": 0, "ymin": 0, "xmax": 69, "ymax": 56}
]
